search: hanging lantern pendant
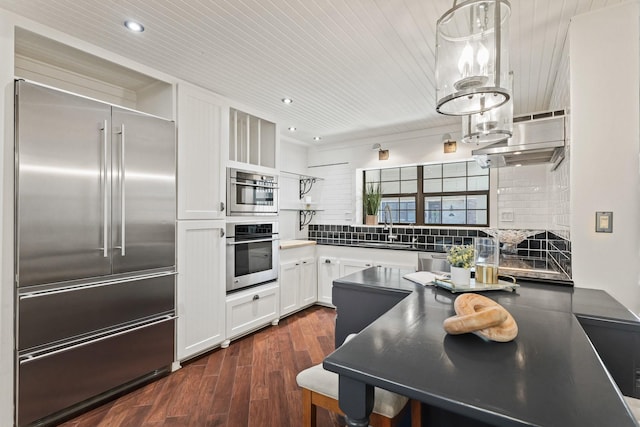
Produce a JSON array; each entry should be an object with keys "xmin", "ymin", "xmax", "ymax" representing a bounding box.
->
[
  {"xmin": 461, "ymin": 71, "xmax": 514, "ymax": 144},
  {"xmin": 436, "ymin": 0, "xmax": 511, "ymax": 116}
]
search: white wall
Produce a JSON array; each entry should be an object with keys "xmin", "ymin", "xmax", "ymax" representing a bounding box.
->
[
  {"xmin": 570, "ymin": 1, "xmax": 640, "ymax": 313},
  {"xmin": 307, "ymin": 122, "xmax": 502, "ymax": 227},
  {"xmin": 279, "ymin": 138, "xmax": 312, "ymax": 240}
]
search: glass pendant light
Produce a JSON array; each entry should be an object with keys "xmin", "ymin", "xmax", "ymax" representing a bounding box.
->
[
  {"xmin": 436, "ymin": 0, "xmax": 511, "ymax": 116},
  {"xmin": 462, "ymin": 71, "xmax": 513, "ymax": 144}
]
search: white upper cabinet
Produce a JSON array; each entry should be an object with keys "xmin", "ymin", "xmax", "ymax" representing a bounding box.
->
[
  {"xmin": 228, "ymin": 108, "xmax": 278, "ymax": 171},
  {"xmin": 177, "ymin": 82, "xmax": 228, "ymax": 219}
]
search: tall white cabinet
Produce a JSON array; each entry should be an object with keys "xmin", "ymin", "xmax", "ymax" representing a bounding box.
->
[
  {"xmin": 176, "ymin": 82, "xmax": 228, "ymax": 361},
  {"xmin": 177, "ymin": 82, "xmax": 228, "ymax": 220},
  {"xmin": 176, "ymin": 221, "xmax": 226, "ymax": 360}
]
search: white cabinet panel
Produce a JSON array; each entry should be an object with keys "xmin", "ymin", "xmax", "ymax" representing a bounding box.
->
[
  {"xmin": 226, "ymin": 282, "xmax": 279, "ymax": 339},
  {"xmin": 340, "ymin": 259, "xmax": 373, "ymax": 277},
  {"xmin": 176, "ymin": 220, "xmax": 225, "ymax": 361},
  {"xmin": 177, "ymin": 83, "xmax": 227, "ymax": 219},
  {"xmin": 374, "ymin": 262, "xmax": 417, "ymax": 271},
  {"xmin": 317, "ymin": 257, "xmax": 340, "ymax": 307},
  {"xmin": 300, "ymin": 257, "xmax": 318, "ymax": 306},
  {"xmin": 279, "ymin": 260, "xmax": 300, "ymax": 316},
  {"xmin": 279, "ymin": 255, "xmax": 317, "ymax": 317}
]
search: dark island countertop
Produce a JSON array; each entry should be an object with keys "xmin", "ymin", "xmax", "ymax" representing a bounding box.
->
[{"xmin": 323, "ymin": 267, "xmax": 640, "ymax": 427}]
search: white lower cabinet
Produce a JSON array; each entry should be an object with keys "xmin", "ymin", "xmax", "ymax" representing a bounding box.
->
[
  {"xmin": 375, "ymin": 262, "xmax": 417, "ymax": 270},
  {"xmin": 300, "ymin": 258, "xmax": 318, "ymax": 306},
  {"xmin": 317, "ymin": 257, "xmax": 340, "ymax": 307},
  {"xmin": 279, "ymin": 256, "xmax": 317, "ymax": 317},
  {"xmin": 340, "ymin": 258, "xmax": 373, "ymax": 277},
  {"xmin": 225, "ymin": 282, "xmax": 279, "ymax": 340},
  {"xmin": 176, "ymin": 220, "xmax": 226, "ymax": 361},
  {"xmin": 280, "ymin": 261, "xmax": 300, "ymax": 315}
]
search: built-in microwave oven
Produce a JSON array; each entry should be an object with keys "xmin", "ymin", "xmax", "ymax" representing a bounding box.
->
[
  {"xmin": 227, "ymin": 168, "xmax": 278, "ymax": 215},
  {"xmin": 226, "ymin": 221, "xmax": 279, "ymax": 292}
]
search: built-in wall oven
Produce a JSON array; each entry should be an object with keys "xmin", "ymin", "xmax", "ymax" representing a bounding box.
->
[
  {"xmin": 227, "ymin": 168, "xmax": 278, "ymax": 215},
  {"xmin": 226, "ymin": 221, "xmax": 279, "ymax": 292}
]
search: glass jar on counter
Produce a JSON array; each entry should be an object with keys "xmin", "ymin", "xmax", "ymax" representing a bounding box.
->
[{"xmin": 475, "ymin": 237, "xmax": 499, "ymax": 284}]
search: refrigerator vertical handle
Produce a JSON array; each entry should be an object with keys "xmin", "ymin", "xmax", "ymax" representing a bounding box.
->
[
  {"xmin": 101, "ymin": 120, "xmax": 109, "ymax": 258},
  {"xmin": 119, "ymin": 124, "xmax": 126, "ymax": 257}
]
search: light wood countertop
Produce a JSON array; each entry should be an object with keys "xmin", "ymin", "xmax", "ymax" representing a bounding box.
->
[{"xmin": 279, "ymin": 240, "xmax": 317, "ymax": 249}]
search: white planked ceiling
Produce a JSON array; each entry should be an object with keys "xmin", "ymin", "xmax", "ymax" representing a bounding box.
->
[{"xmin": 0, "ymin": 0, "xmax": 626, "ymax": 144}]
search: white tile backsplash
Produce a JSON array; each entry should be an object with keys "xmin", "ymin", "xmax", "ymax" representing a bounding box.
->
[{"xmin": 497, "ymin": 157, "xmax": 570, "ymax": 235}]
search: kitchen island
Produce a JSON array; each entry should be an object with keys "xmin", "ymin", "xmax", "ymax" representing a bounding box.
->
[{"xmin": 323, "ymin": 267, "xmax": 640, "ymax": 427}]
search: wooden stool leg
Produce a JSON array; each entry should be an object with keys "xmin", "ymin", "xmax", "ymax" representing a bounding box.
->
[
  {"xmin": 302, "ymin": 388, "xmax": 317, "ymax": 427},
  {"xmin": 410, "ymin": 400, "xmax": 422, "ymax": 427}
]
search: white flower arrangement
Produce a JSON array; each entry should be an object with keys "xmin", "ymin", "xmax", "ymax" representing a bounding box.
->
[{"xmin": 447, "ymin": 245, "xmax": 475, "ymax": 269}]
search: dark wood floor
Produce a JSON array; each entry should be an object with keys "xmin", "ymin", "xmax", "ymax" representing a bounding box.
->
[{"xmin": 59, "ymin": 306, "xmax": 342, "ymax": 427}]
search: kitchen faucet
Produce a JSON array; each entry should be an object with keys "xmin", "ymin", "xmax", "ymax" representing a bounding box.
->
[
  {"xmin": 384, "ymin": 205, "xmax": 397, "ymax": 242},
  {"xmin": 410, "ymin": 223, "xmax": 418, "ymax": 245}
]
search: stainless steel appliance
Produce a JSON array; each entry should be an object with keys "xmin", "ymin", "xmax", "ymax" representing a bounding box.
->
[
  {"xmin": 14, "ymin": 80, "xmax": 176, "ymax": 427},
  {"xmin": 472, "ymin": 111, "xmax": 566, "ymax": 169},
  {"xmin": 226, "ymin": 221, "xmax": 279, "ymax": 292},
  {"xmin": 227, "ymin": 168, "xmax": 278, "ymax": 215}
]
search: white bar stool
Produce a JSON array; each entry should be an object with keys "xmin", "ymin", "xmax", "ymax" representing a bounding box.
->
[{"xmin": 296, "ymin": 334, "xmax": 421, "ymax": 427}]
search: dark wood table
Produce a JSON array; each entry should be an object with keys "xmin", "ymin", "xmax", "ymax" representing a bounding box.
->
[{"xmin": 323, "ymin": 267, "xmax": 640, "ymax": 426}]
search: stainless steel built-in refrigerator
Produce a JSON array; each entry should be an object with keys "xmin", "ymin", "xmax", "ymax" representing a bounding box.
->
[{"xmin": 14, "ymin": 80, "xmax": 176, "ymax": 426}]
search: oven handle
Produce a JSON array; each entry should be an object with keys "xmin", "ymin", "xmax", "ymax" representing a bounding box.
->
[
  {"xmin": 226, "ymin": 237, "xmax": 280, "ymax": 246},
  {"xmin": 230, "ymin": 180, "xmax": 279, "ymax": 190}
]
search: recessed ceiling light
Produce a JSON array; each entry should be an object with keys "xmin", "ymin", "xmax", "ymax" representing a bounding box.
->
[
  {"xmin": 513, "ymin": 151, "xmax": 522, "ymax": 155},
  {"xmin": 515, "ymin": 164, "xmax": 522, "ymax": 167},
  {"xmin": 124, "ymin": 20, "xmax": 145, "ymax": 32},
  {"xmin": 288, "ymin": 127, "xmax": 297, "ymax": 132},
  {"xmin": 281, "ymin": 98, "xmax": 293, "ymax": 104},
  {"xmin": 313, "ymin": 136, "xmax": 322, "ymax": 141}
]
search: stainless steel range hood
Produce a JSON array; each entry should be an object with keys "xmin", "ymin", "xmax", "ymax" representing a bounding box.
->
[{"xmin": 472, "ymin": 111, "xmax": 566, "ymax": 169}]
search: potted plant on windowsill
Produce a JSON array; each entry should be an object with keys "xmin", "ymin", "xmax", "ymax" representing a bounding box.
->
[
  {"xmin": 447, "ymin": 245, "xmax": 475, "ymax": 286},
  {"xmin": 364, "ymin": 182, "xmax": 381, "ymax": 225}
]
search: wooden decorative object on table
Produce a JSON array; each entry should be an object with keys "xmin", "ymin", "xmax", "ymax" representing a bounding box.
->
[{"xmin": 443, "ymin": 293, "xmax": 518, "ymax": 342}]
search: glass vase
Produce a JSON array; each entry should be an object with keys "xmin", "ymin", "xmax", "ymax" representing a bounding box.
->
[{"xmin": 474, "ymin": 237, "xmax": 499, "ymax": 284}]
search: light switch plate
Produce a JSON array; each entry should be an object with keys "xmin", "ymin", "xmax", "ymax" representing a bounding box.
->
[{"xmin": 595, "ymin": 211, "xmax": 613, "ymax": 233}]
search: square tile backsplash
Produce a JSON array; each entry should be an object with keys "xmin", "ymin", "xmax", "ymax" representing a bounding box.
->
[{"xmin": 308, "ymin": 224, "xmax": 572, "ymax": 278}]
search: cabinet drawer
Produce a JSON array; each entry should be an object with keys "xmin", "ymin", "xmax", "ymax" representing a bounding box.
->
[
  {"xmin": 18, "ymin": 273, "xmax": 175, "ymax": 351},
  {"xmin": 18, "ymin": 316, "xmax": 174, "ymax": 426},
  {"xmin": 226, "ymin": 282, "xmax": 279, "ymax": 339}
]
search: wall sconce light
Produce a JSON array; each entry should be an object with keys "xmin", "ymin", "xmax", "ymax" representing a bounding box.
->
[
  {"xmin": 442, "ymin": 134, "xmax": 457, "ymax": 153},
  {"xmin": 372, "ymin": 143, "xmax": 390, "ymax": 160},
  {"xmin": 435, "ymin": 0, "xmax": 512, "ymax": 116}
]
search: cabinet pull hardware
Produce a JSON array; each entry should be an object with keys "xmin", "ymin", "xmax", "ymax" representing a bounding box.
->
[
  {"xmin": 325, "ymin": 259, "xmax": 331, "ymax": 263},
  {"xmin": 253, "ymin": 295, "xmax": 260, "ymax": 301},
  {"xmin": 220, "ymin": 229, "xmax": 225, "ymax": 238},
  {"xmin": 220, "ymin": 202, "xmax": 225, "ymax": 212}
]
